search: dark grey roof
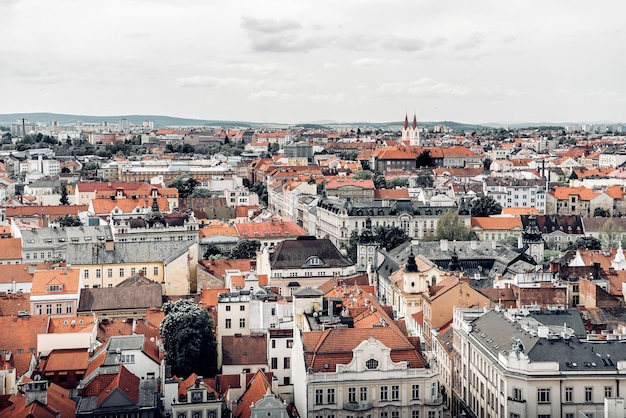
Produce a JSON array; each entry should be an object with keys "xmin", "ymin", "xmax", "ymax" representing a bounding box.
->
[
  {"xmin": 78, "ymin": 285, "xmax": 162, "ymax": 312},
  {"xmin": 317, "ymin": 196, "xmax": 459, "ymax": 217},
  {"xmin": 270, "ymin": 237, "xmax": 353, "ymax": 269},
  {"xmin": 471, "ymin": 310, "xmax": 626, "ymax": 373},
  {"xmin": 66, "ymin": 239, "xmax": 194, "ymax": 265}
]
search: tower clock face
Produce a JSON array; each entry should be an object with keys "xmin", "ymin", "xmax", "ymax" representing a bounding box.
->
[{"xmin": 368, "ymin": 247, "xmax": 374, "ymax": 253}]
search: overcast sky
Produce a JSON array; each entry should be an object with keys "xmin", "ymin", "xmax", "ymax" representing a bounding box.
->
[{"xmin": 1, "ymin": 0, "xmax": 624, "ymax": 125}]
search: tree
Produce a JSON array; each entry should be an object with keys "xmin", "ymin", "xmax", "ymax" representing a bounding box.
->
[
  {"xmin": 269, "ymin": 143, "xmax": 280, "ymax": 154},
  {"xmin": 228, "ymin": 239, "xmax": 261, "ymax": 259},
  {"xmin": 373, "ymin": 226, "xmax": 410, "ymax": 252},
  {"xmin": 190, "ymin": 188, "xmax": 212, "ymax": 198},
  {"xmin": 203, "ymin": 244, "xmax": 225, "ymax": 259},
  {"xmin": 593, "ymin": 207, "xmax": 611, "ymax": 217},
  {"xmin": 160, "ymin": 299, "xmax": 218, "ymax": 378},
  {"xmin": 387, "ymin": 177, "xmax": 409, "ymax": 189},
  {"xmin": 373, "ymin": 175, "xmax": 387, "ymax": 189},
  {"xmin": 414, "ymin": 171, "xmax": 434, "ymax": 188},
  {"xmin": 435, "ymin": 211, "xmax": 471, "ymax": 241},
  {"xmin": 470, "ymin": 196, "xmax": 502, "ymax": 217},
  {"xmin": 416, "ymin": 150, "xmax": 434, "ymax": 168},
  {"xmin": 599, "ymin": 218, "xmax": 622, "ymax": 250},
  {"xmin": 353, "ymin": 170, "xmax": 373, "ymax": 180},
  {"xmin": 249, "ymin": 181, "xmax": 268, "ymax": 206},
  {"xmin": 342, "ymin": 230, "xmax": 360, "ymax": 263},
  {"xmin": 59, "ymin": 184, "xmax": 70, "ymax": 205},
  {"xmin": 567, "ymin": 236, "xmax": 602, "ymax": 251},
  {"xmin": 55, "ymin": 214, "xmax": 82, "ymax": 227},
  {"xmin": 167, "ymin": 175, "xmax": 200, "ymax": 199},
  {"xmin": 61, "ymin": 166, "xmax": 71, "ymax": 174}
]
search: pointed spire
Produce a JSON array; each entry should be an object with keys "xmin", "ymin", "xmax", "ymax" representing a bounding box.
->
[
  {"xmin": 404, "ymin": 113, "xmax": 409, "ymax": 129},
  {"xmin": 412, "ymin": 113, "xmax": 417, "ymax": 129},
  {"xmin": 405, "ymin": 247, "xmax": 418, "ymax": 273}
]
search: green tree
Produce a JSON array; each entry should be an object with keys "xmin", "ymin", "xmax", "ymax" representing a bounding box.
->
[
  {"xmin": 353, "ymin": 170, "xmax": 373, "ymax": 180},
  {"xmin": 599, "ymin": 218, "xmax": 622, "ymax": 250},
  {"xmin": 373, "ymin": 226, "xmax": 410, "ymax": 252},
  {"xmin": 415, "ymin": 171, "xmax": 434, "ymax": 188},
  {"xmin": 416, "ymin": 150, "xmax": 434, "ymax": 168},
  {"xmin": 203, "ymin": 244, "xmax": 225, "ymax": 259},
  {"xmin": 249, "ymin": 181, "xmax": 268, "ymax": 206},
  {"xmin": 59, "ymin": 184, "xmax": 70, "ymax": 205},
  {"xmin": 470, "ymin": 196, "xmax": 502, "ymax": 217},
  {"xmin": 190, "ymin": 188, "xmax": 212, "ymax": 198},
  {"xmin": 342, "ymin": 230, "xmax": 360, "ymax": 263},
  {"xmin": 167, "ymin": 175, "xmax": 200, "ymax": 199},
  {"xmin": 160, "ymin": 299, "xmax": 218, "ymax": 378},
  {"xmin": 593, "ymin": 207, "xmax": 611, "ymax": 217},
  {"xmin": 387, "ymin": 177, "xmax": 409, "ymax": 189},
  {"xmin": 567, "ymin": 236, "xmax": 602, "ymax": 250},
  {"xmin": 55, "ymin": 214, "xmax": 82, "ymax": 227},
  {"xmin": 228, "ymin": 238, "xmax": 261, "ymax": 259},
  {"xmin": 269, "ymin": 143, "xmax": 280, "ymax": 154},
  {"xmin": 435, "ymin": 211, "xmax": 471, "ymax": 241},
  {"xmin": 373, "ymin": 175, "xmax": 387, "ymax": 189}
]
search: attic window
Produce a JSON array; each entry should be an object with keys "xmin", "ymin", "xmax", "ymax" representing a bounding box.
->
[
  {"xmin": 366, "ymin": 358, "xmax": 379, "ymax": 370},
  {"xmin": 306, "ymin": 256, "xmax": 323, "ymax": 266},
  {"xmin": 47, "ymin": 284, "xmax": 63, "ymax": 292}
]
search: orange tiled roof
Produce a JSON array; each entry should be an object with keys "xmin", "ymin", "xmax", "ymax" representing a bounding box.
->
[
  {"xmin": 0, "ymin": 315, "xmax": 48, "ymax": 354},
  {"xmin": 502, "ymin": 207, "xmax": 539, "ymax": 215},
  {"xmin": 325, "ymin": 179, "xmax": 374, "ymax": 189},
  {"xmin": 48, "ymin": 316, "xmax": 96, "ymax": 334},
  {"xmin": 200, "ymin": 259, "xmax": 252, "ymax": 280},
  {"xmin": 97, "ymin": 364, "xmax": 139, "ymax": 406},
  {"xmin": 44, "ymin": 348, "xmax": 89, "ymax": 372},
  {"xmin": 3, "ymin": 205, "xmax": 89, "ymax": 217},
  {"xmin": 374, "ymin": 189, "xmax": 409, "ymax": 199},
  {"xmin": 605, "ymin": 185, "xmax": 624, "ymax": 199},
  {"xmin": 5, "ymin": 382, "xmax": 75, "ymax": 418},
  {"xmin": 551, "ymin": 186, "xmax": 599, "ymax": 201},
  {"xmin": 471, "ymin": 217, "xmax": 523, "ymax": 230},
  {"xmin": 91, "ymin": 196, "xmax": 169, "ymax": 214},
  {"xmin": 0, "ymin": 238, "xmax": 23, "ymax": 260},
  {"xmin": 31, "ymin": 269, "xmax": 80, "ymax": 295},
  {"xmin": 199, "ymin": 224, "xmax": 238, "ymax": 238},
  {"xmin": 235, "ymin": 219, "xmax": 307, "ymax": 239},
  {"xmin": 234, "ymin": 371, "xmax": 274, "ymax": 418},
  {"xmin": 199, "ymin": 288, "xmax": 230, "ymax": 307}
]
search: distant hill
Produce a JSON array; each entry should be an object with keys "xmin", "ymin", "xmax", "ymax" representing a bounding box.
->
[{"xmin": 0, "ymin": 112, "xmax": 498, "ymax": 131}]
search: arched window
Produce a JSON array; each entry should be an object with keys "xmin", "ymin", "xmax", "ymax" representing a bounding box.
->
[{"xmin": 366, "ymin": 358, "xmax": 379, "ymax": 370}]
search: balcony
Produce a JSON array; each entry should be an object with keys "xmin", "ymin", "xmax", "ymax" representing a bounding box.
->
[
  {"xmin": 343, "ymin": 401, "xmax": 373, "ymax": 411},
  {"xmin": 424, "ymin": 395, "xmax": 444, "ymax": 406}
]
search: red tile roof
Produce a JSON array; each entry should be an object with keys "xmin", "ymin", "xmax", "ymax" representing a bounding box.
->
[
  {"xmin": 31, "ymin": 268, "xmax": 81, "ymax": 295},
  {"xmin": 471, "ymin": 217, "xmax": 522, "ymax": 230},
  {"xmin": 235, "ymin": 220, "xmax": 307, "ymax": 240},
  {"xmin": 96, "ymin": 364, "xmax": 139, "ymax": 407},
  {"xmin": 4, "ymin": 382, "xmax": 75, "ymax": 418},
  {"xmin": 43, "ymin": 348, "xmax": 89, "ymax": 372},
  {"xmin": 234, "ymin": 371, "xmax": 274, "ymax": 418},
  {"xmin": 0, "ymin": 316, "xmax": 48, "ymax": 354}
]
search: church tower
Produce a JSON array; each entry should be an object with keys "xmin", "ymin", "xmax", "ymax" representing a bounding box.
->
[
  {"xmin": 519, "ymin": 215, "xmax": 544, "ymax": 264},
  {"xmin": 401, "ymin": 113, "xmax": 420, "ymax": 146},
  {"xmin": 357, "ymin": 217, "xmax": 379, "ymax": 272}
]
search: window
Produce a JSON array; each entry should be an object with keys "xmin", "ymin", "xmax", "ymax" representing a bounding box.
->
[
  {"xmin": 46, "ymin": 304, "xmax": 52, "ymax": 315},
  {"xmin": 392, "ymin": 385, "xmax": 399, "ymax": 401},
  {"xmin": 130, "ymin": 267, "xmax": 136, "ymax": 276},
  {"xmin": 380, "ymin": 386, "xmax": 388, "ymax": 401},
  {"xmin": 47, "ymin": 284, "xmax": 62, "ymax": 292},
  {"xmin": 412, "ymin": 412, "xmax": 420, "ymax": 418},
  {"xmin": 121, "ymin": 354, "xmax": 135, "ymax": 363},
  {"xmin": 537, "ymin": 388, "xmax": 550, "ymax": 403},
  {"xmin": 225, "ymin": 319, "xmax": 231, "ymax": 329},
  {"xmin": 119, "ymin": 268, "xmax": 125, "ymax": 277},
  {"xmin": 565, "ymin": 387, "xmax": 573, "ymax": 403},
  {"xmin": 348, "ymin": 387, "xmax": 356, "ymax": 403},
  {"xmin": 283, "ymin": 376, "xmax": 290, "ymax": 385},
  {"xmin": 271, "ymin": 358, "xmax": 277, "ymax": 369},
  {"xmin": 512, "ymin": 387, "xmax": 522, "ymax": 401},
  {"xmin": 271, "ymin": 340, "xmax": 276, "ymax": 349},
  {"xmin": 585, "ymin": 387, "xmax": 592, "ymax": 403},
  {"xmin": 428, "ymin": 413, "xmax": 436, "ymax": 418},
  {"xmin": 66, "ymin": 305, "xmax": 72, "ymax": 314},
  {"xmin": 365, "ymin": 358, "xmax": 378, "ymax": 370},
  {"xmin": 360, "ymin": 387, "xmax": 367, "ymax": 401},
  {"xmin": 35, "ymin": 304, "xmax": 42, "ymax": 315},
  {"xmin": 391, "ymin": 412, "xmax": 399, "ymax": 418},
  {"xmin": 153, "ymin": 267, "xmax": 159, "ymax": 276},
  {"xmin": 327, "ymin": 388, "xmax": 335, "ymax": 404},
  {"xmin": 287, "ymin": 339, "xmax": 293, "ymax": 348},
  {"xmin": 284, "ymin": 357, "xmax": 290, "ymax": 369},
  {"xmin": 566, "ymin": 414, "xmax": 574, "ymax": 418},
  {"xmin": 83, "ymin": 269, "xmax": 89, "ymax": 278},
  {"xmin": 95, "ymin": 269, "xmax": 101, "ymax": 278},
  {"xmin": 240, "ymin": 305, "xmax": 245, "ymax": 311},
  {"xmin": 315, "ymin": 389, "xmax": 323, "ymax": 405},
  {"xmin": 605, "ymin": 386, "xmax": 613, "ymax": 398},
  {"xmin": 225, "ymin": 305, "xmax": 231, "ymax": 312},
  {"xmin": 107, "ymin": 268, "xmax": 112, "ymax": 278},
  {"xmin": 412, "ymin": 384, "xmax": 420, "ymax": 400},
  {"xmin": 56, "ymin": 304, "xmax": 62, "ymax": 314},
  {"xmin": 239, "ymin": 318, "xmax": 246, "ymax": 328}
]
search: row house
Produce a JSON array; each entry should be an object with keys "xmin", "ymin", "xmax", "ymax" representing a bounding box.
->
[
  {"xmin": 470, "ymin": 216, "xmax": 524, "ymax": 242},
  {"xmin": 483, "ymin": 176, "xmax": 546, "ymax": 213},
  {"xmin": 30, "ymin": 267, "xmax": 82, "ymax": 318},
  {"xmin": 453, "ymin": 307, "xmax": 626, "ymax": 418},
  {"xmin": 324, "ymin": 178, "xmax": 375, "ymax": 202},
  {"xmin": 312, "ymin": 195, "xmax": 466, "ymax": 249},
  {"xmin": 267, "ymin": 179, "xmax": 316, "ymax": 219},
  {"xmin": 545, "ymin": 186, "xmax": 613, "ymax": 216},
  {"xmin": 291, "ymin": 284, "xmax": 444, "ymax": 418}
]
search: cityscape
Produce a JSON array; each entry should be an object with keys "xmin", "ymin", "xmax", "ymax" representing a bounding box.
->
[{"xmin": 0, "ymin": 114, "xmax": 625, "ymax": 418}]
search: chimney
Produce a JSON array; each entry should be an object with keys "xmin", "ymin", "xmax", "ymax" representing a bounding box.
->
[
  {"xmin": 470, "ymin": 240, "xmax": 477, "ymax": 250},
  {"xmin": 25, "ymin": 381, "xmax": 49, "ymax": 407},
  {"xmin": 440, "ymin": 239, "xmax": 449, "ymax": 252}
]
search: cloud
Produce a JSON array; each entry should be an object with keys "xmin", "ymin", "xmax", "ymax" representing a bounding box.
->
[
  {"xmin": 177, "ymin": 76, "xmax": 254, "ymax": 88},
  {"xmin": 352, "ymin": 58, "xmax": 383, "ymax": 67},
  {"xmin": 373, "ymin": 78, "xmax": 470, "ymax": 98},
  {"xmin": 248, "ymin": 90, "xmax": 292, "ymax": 100},
  {"xmin": 310, "ymin": 93, "xmax": 345, "ymax": 103},
  {"xmin": 241, "ymin": 16, "xmax": 327, "ymax": 53},
  {"xmin": 381, "ymin": 37, "xmax": 426, "ymax": 52}
]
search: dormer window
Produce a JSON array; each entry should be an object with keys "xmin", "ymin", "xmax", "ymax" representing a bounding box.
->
[
  {"xmin": 366, "ymin": 358, "xmax": 379, "ymax": 370},
  {"xmin": 47, "ymin": 284, "xmax": 63, "ymax": 292},
  {"xmin": 305, "ymin": 256, "xmax": 323, "ymax": 266}
]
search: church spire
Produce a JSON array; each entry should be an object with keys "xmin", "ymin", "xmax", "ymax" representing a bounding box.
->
[
  {"xmin": 412, "ymin": 113, "xmax": 417, "ymax": 129},
  {"xmin": 404, "ymin": 113, "xmax": 409, "ymax": 130}
]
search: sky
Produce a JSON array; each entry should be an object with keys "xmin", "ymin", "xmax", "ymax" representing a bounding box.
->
[{"xmin": 0, "ymin": 0, "xmax": 625, "ymax": 125}]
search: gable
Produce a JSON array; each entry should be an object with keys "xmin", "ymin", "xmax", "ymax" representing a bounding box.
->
[{"xmin": 98, "ymin": 387, "xmax": 136, "ymax": 408}]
